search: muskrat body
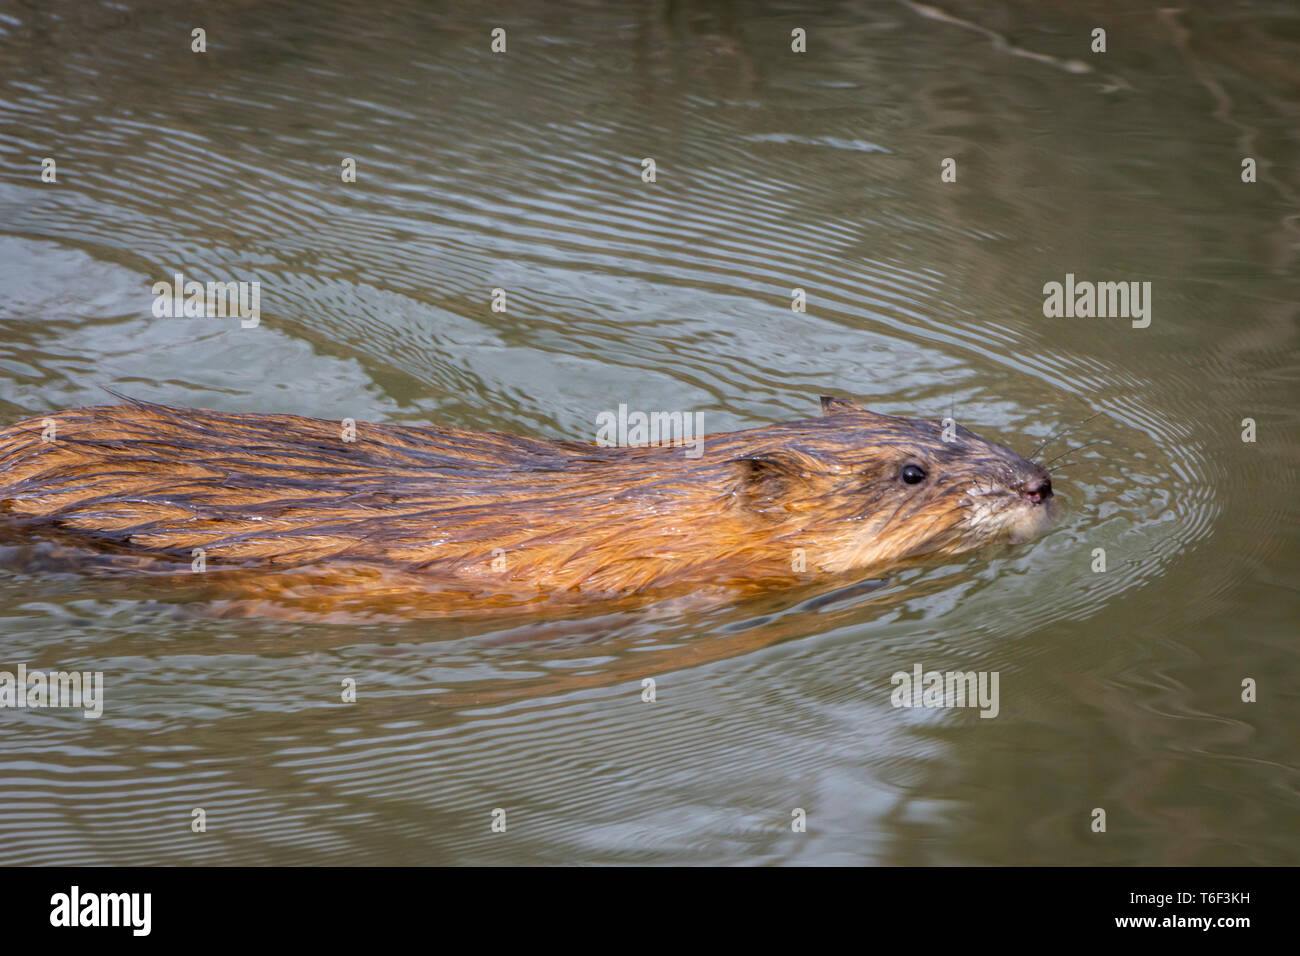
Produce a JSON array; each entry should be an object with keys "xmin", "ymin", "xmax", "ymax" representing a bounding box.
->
[{"xmin": 0, "ymin": 396, "xmax": 1056, "ymax": 614}]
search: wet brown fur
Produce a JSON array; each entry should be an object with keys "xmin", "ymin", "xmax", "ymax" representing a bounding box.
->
[{"xmin": 0, "ymin": 396, "xmax": 1054, "ymax": 612}]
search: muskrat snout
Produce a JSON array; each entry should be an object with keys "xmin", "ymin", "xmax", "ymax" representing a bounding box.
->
[{"xmin": 1019, "ymin": 475, "xmax": 1053, "ymax": 505}]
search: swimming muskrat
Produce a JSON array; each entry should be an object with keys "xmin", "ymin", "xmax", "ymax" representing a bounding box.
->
[{"xmin": 0, "ymin": 395, "xmax": 1056, "ymax": 614}]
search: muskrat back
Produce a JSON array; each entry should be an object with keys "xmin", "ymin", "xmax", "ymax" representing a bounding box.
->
[{"xmin": 0, "ymin": 395, "xmax": 1056, "ymax": 610}]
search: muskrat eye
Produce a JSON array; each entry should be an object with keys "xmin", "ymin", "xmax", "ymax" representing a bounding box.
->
[{"xmin": 900, "ymin": 464, "xmax": 927, "ymax": 485}]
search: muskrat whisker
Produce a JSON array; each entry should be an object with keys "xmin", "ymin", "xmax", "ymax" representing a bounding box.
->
[
  {"xmin": 1044, "ymin": 438, "xmax": 1108, "ymax": 469},
  {"xmin": 1029, "ymin": 412, "xmax": 1104, "ymax": 463},
  {"xmin": 1042, "ymin": 461, "xmax": 1091, "ymax": 475}
]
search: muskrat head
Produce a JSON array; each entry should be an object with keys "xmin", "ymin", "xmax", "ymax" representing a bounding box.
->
[{"xmin": 731, "ymin": 397, "xmax": 1057, "ymax": 574}]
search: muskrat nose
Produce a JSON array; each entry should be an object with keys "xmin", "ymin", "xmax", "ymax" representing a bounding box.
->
[{"xmin": 1020, "ymin": 475, "xmax": 1053, "ymax": 504}]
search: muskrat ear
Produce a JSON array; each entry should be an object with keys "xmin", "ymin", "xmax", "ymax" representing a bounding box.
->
[
  {"xmin": 730, "ymin": 448, "xmax": 822, "ymax": 508},
  {"xmin": 820, "ymin": 396, "xmax": 863, "ymax": 414}
]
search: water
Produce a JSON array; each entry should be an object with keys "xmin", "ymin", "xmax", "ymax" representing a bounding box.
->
[{"xmin": 0, "ymin": 0, "xmax": 1296, "ymax": 864}]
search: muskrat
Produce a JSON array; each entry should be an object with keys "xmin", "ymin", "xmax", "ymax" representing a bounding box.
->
[{"xmin": 0, "ymin": 395, "xmax": 1056, "ymax": 614}]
